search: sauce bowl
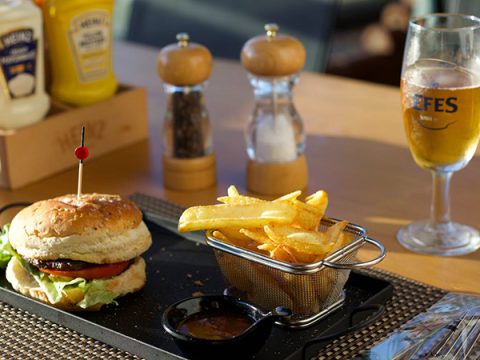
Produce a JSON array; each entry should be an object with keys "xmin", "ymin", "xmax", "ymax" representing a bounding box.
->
[{"xmin": 162, "ymin": 295, "xmax": 291, "ymax": 360}]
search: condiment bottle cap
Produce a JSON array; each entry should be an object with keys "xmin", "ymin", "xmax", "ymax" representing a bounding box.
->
[
  {"xmin": 157, "ymin": 33, "xmax": 213, "ymax": 85},
  {"xmin": 241, "ymin": 24, "xmax": 306, "ymax": 76}
]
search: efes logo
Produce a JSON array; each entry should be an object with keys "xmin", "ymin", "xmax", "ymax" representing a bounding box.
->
[
  {"xmin": 412, "ymin": 94, "xmax": 458, "ymax": 113},
  {"xmin": 412, "ymin": 94, "xmax": 458, "ymax": 130}
]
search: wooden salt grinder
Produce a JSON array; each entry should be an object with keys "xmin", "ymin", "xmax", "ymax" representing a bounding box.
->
[{"xmin": 241, "ymin": 24, "xmax": 308, "ymax": 195}]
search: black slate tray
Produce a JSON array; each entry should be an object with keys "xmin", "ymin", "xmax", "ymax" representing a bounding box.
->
[{"xmin": 0, "ymin": 221, "xmax": 393, "ymax": 360}]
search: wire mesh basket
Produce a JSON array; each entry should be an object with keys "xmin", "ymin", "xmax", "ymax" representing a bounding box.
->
[{"xmin": 205, "ymin": 218, "xmax": 385, "ymax": 328}]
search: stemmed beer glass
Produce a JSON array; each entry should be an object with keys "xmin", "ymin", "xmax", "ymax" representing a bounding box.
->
[{"xmin": 398, "ymin": 14, "xmax": 480, "ymax": 256}]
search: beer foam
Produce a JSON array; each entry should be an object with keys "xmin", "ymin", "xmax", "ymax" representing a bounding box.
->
[{"xmin": 403, "ymin": 59, "xmax": 480, "ymax": 90}]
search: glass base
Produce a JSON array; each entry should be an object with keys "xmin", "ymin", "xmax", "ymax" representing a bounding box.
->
[{"xmin": 397, "ymin": 220, "xmax": 480, "ymax": 256}]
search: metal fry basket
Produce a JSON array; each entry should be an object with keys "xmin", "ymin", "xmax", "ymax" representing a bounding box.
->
[{"xmin": 205, "ymin": 218, "xmax": 385, "ymax": 328}]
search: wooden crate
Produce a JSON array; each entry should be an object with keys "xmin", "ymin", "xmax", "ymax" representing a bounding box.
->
[{"xmin": 0, "ymin": 85, "xmax": 148, "ymax": 189}]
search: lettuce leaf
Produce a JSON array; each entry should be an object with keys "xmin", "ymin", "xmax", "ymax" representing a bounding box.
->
[
  {"xmin": 30, "ymin": 270, "xmax": 85, "ymax": 304},
  {"xmin": 0, "ymin": 225, "xmax": 13, "ymax": 268},
  {"xmin": 0, "ymin": 224, "xmax": 118, "ymax": 308},
  {"xmin": 27, "ymin": 262, "xmax": 118, "ymax": 309},
  {"xmin": 78, "ymin": 280, "xmax": 118, "ymax": 309}
]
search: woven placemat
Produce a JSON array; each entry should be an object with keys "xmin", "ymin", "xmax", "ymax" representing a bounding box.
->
[
  {"xmin": 0, "ymin": 269, "xmax": 446, "ymax": 360},
  {"xmin": 0, "ymin": 301, "xmax": 139, "ymax": 360},
  {"xmin": 0, "ymin": 194, "xmax": 447, "ymax": 360},
  {"xmin": 313, "ymin": 268, "xmax": 447, "ymax": 360}
]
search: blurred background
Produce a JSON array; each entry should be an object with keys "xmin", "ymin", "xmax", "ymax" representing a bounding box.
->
[{"xmin": 112, "ymin": 0, "xmax": 480, "ymax": 87}]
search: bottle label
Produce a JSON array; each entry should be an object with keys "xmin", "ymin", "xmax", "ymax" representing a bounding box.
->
[
  {"xmin": 68, "ymin": 10, "xmax": 111, "ymax": 82},
  {"xmin": 0, "ymin": 28, "xmax": 37, "ymax": 99}
]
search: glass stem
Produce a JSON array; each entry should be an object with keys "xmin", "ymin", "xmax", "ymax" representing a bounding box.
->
[{"xmin": 430, "ymin": 171, "xmax": 452, "ymax": 225}]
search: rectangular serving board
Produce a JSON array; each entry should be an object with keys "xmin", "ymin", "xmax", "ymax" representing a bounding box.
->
[{"xmin": 0, "ymin": 221, "xmax": 393, "ymax": 360}]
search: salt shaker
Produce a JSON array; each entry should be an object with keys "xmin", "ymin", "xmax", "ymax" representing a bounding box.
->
[
  {"xmin": 241, "ymin": 24, "xmax": 308, "ymax": 195},
  {"xmin": 157, "ymin": 33, "xmax": 216, "ymax": 191}
]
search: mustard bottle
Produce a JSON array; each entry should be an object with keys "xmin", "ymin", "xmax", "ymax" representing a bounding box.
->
[{"xmin": 42, "ymin": 0, "xmax": 117, "ymax": 106}]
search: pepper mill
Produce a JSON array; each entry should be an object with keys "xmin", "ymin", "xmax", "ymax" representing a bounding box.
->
[
  {"xmin": 157, "ymin": 33, "xmax": 216, "ymax": 191},
  {"xmin": 241, "ymin": 24, "xmax": 308, "ymax": 195}
]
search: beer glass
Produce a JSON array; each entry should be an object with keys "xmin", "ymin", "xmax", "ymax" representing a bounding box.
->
[{"xmin": 398, "ymin": 14, "xmax": 480, "ymax": 256}]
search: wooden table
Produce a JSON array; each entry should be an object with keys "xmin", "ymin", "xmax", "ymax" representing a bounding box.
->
[{"xmin": 1, "ymin": 41, "xmax": 478, "ymax": 294}]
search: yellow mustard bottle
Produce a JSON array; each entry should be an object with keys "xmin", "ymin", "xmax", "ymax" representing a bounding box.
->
[{"xmin": 42, "ymin": 0, "xmax": 117, "ymax": 106}]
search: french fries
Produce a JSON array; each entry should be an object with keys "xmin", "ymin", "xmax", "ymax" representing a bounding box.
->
[
  {"xmin": 213, "ymin": 228, "xmax": 259, "ymax": 252},
  {"xmin": 240, "ymin": 228, "xmax": 273, "ymax": 245},
  {"xmin": 178, "ymin": 185, "xmax": 351, "ymax": 264},
  {"xmin": 178, "ymin": 201, "xmax": 296, "ymax": 232},
  {"xmin": 264, "ymin": 224, "xmax": 333, "ymax": 255},
  {"xmin": 269, "ymin": 245, "xmax": 298, "ymax": 263},
  {"xmin": 305, "ymin": 190, "xmax": 328, "ymax": 213}
]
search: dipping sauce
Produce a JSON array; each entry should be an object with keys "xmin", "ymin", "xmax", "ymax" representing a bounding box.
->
[{"xmin": 178, "ymin": 310, "xmax": 255, "ymax": 340}]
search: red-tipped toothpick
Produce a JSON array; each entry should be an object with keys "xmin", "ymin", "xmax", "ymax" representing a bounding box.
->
[{"xmin": 74, "ymin": 127, "xmax": 89, "ymax": 198}]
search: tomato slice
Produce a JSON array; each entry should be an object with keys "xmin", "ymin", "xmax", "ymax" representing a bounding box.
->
[{"xmin": 38, "ymin": 261, "xmax": 131, "ymax": 280}]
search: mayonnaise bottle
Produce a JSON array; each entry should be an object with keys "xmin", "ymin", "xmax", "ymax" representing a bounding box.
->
[
  {"xmin": 0, "ymin": 0, "xmax": 49, "ymax": 129},
  {"xmin": 42, "ymin": 0, "xmax": 117, "ymax": 106}
]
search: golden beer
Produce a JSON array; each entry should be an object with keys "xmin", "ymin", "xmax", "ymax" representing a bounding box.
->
[{"xmin": 402, "ymin": 60, "xmax": 480, "ymax": 171}]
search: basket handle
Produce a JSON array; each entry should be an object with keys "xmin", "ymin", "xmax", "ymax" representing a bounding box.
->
[{"xmin": 322, "ymin": 237, "xmax": 385, "ymax": 269}]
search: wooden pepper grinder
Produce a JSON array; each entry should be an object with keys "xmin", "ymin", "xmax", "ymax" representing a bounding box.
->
[
  {"xmin": 157, "ymin": 33, "xmax": 216, "ymax": 191},
  {"xmin": 241, "ymin": 24, "xmax": 308, "ymax": 195}
]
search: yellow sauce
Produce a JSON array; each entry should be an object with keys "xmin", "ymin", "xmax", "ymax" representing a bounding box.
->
[{"xmin": 42, "ymin": 0, "xmax": 117, "ymax": 106}]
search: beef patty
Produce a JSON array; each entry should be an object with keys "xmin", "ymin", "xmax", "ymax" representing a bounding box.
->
[{"xmin": 25, "ymin": 258, "xmax": 102, "ymax": 271}]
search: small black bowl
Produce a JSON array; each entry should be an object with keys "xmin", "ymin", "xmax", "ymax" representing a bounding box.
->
[{"xmin": 162, "ymin": 295, "xmax": 291, "ymax": 360}]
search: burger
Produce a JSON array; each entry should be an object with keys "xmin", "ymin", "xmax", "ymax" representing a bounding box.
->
[{"xmin": 0, "ymin": 193, "xmax": 152, "ymax": 311}]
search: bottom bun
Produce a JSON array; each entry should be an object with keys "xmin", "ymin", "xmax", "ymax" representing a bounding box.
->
[{"xmin": 6, "ymin": 256, "xmax": 146, "ymax": 311}]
